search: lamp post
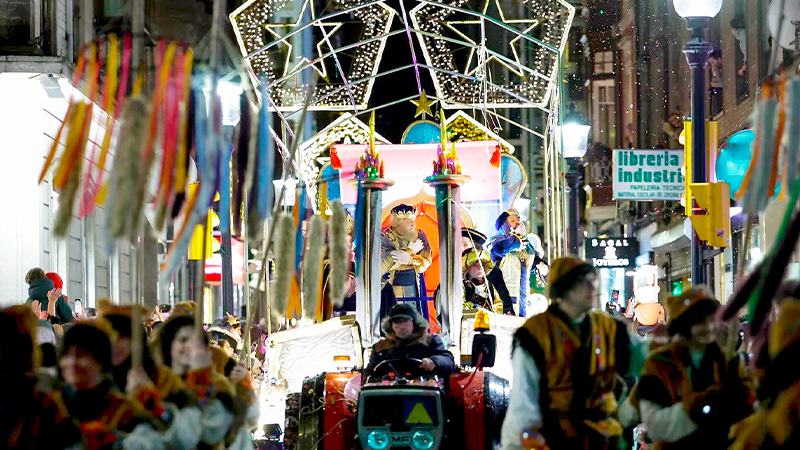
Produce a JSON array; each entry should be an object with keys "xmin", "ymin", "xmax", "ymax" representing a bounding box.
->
[
  {"xmin": 674, "ymin": 0, "xmax": 722, "ymax": 286},
  {"xmin": 558, "ymin": 104, "xmax": 591, "ymax": 256}
]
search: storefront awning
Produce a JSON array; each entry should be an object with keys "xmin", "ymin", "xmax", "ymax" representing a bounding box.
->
[{"xmin": 651, "ymin": 218, "xmax": 692, "ymax": 253}]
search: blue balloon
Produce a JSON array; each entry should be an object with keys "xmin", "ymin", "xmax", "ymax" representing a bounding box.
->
[{"xmin": 402, "ymin": 121, "xmax": 441, "ymax": 144}]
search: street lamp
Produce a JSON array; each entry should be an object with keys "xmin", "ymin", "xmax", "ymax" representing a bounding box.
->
[
  {"xmin": 558, "ymin": 104, "xmax": 591, "ymax": 256},
  {"xmin": 673, "ymin": 0, "xmax": 722, "ymax": 286}
]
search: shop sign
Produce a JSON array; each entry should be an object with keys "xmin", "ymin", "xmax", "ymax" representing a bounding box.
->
[
  {"xmin": 613, "ymin": 149, "xmax": 685, "ymax": 200},
  {"xmin": 586, "ymin": 238, "xmax": 638, "ymax": 268}
]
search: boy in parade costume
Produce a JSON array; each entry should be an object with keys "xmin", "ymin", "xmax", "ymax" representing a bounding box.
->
[
  {"xmin": 489, "ymin": 209, "xmax": 548, "ymax": 317},
  {"xmin": 462, "ymin": 248, "xmax": 505, "ymax": 313},
  {"xmin": 635, "ymin": 287, "xmax": 751, "ymax": 450},
  {"xmin": 462, "ymin": 227, "xmax": 514, "ymax": 314},
  {"xmin": 0, "ymin": 306, "xmax": 82, "ymax": 449},
  {"xmin": 380, "ymin": 204, "xmax": 432, "ymax": 317},
  {"xmin": 501, "ymin": 256, "xmax": 640, "ymax": 450}
]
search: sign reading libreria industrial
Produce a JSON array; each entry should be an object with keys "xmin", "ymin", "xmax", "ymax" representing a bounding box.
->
[{"xmin": 612, "ymin": 149, "xmax": 685, "ymax": 201}]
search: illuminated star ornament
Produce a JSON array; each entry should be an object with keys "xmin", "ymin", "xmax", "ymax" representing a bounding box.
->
[
  {"xmin": 230, "ymin": 0, "xmax": 396, "ymax": 111},
  {"xmin": 410, "ymin": 0, "xmax": 575, "ymax": 109},
  {"xmin": 411, "ymin": 90, "xmax": 438, "ymax": 118}
]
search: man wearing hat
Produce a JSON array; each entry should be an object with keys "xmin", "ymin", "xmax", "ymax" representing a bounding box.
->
[
  {"xmin": 501, "ymin": 256, "xmax": 638, "ymax": 450},
  {"xmin": 463, "ymin": 228, "xmax": 514, "ymax": 314},
  {"xmin": 366, "ymin": 303, "xmax": 455, "ymax": 378},
  {"xmin": 381, "ymin": 204, "xmax": 432, "ymax": 315},
  {"xmin": 635, "ymin": 287, "xmax": 751, "ymax": 449},
  {"xmin": 489, "ymin": 209, "xmax": 538, "ymax": 316}
]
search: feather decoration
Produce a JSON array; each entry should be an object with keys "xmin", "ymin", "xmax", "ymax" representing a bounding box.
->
[
  {"xmin": 53, "ymin": 152, "xmax": 83, "ymax": 237},
  {"xmin": 353, "ymin": 178, "xmax": 365, "ymax": 276},
  {"xmin": 741, "ymin": 96, "xmax": 777, "ymax": 214},
  {"xmin": 40, "ymin": 51, "xmax": 87, "ymax": 184},
  {"xmin": 302, "ymin": 215, "xmax": 326, "ymax": 322},
  {"xmin": 782, "ymin": 78, "xmax": 800, "ymax": 198},
  {"xmin": 328, "ymin": 201, "xmax": 350, "ymax": 307},
  {"xmin": 257, "ymin": 79, "xmax": 274, "ymax": 220},
  {"xmin": 160, "ymin": 82, "xmax": 219, "ymax": 282},
  {"xmin": 54, "ymin": 101, "xmax": 94, "ymax": 237},
  {"xmin": 747, "ymin": 205, "xmax": 800, "ymax": 349},
  {"xmin": 233, "ymin": 91, "xmax": 251, "ymax": 236},
  {"xmin": 246, "ymin": 107, "xmax": 262, "ymax": 242},
  {"xmin": 80, "ymin": 34, "xmax": 120, "ymax": 218},
  {"xmin": 108, "ymin": 98, "xmax": 149, "ymax": 239},
  {"xmin": 272, "ymin": 212, "xmax": 296, "ymax": 317},
  {"xmin": 172, "ymin": 87, "xmax": 197, "ymax": 218}
]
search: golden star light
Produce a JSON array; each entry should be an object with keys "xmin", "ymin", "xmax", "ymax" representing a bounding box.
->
[
  {"xmin": 411, "ymin": 90, "xmax": 438, "ymax": 118},
  {"xmin": 444, "ymin": 0, "xmax": 540, "ymax": 77},
  {"xmin": 409, "ymin": 0, "xmax": 575, "ymax": 109},
  {"xmin": 230, "ymin": 0, "xmax": 396, "ymax": 111}
]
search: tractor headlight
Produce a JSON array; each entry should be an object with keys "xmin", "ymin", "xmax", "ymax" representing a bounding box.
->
[
  {"xmin": 412, "ymin": 430, "xmax": 435, "ymax": 450},
  {"xmin": 367, "ymin": 429, "xmax": 390, "ymax": 450}
]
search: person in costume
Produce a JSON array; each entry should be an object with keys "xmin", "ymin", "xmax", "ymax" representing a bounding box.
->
[
  {"xmin": 366, "ymin": 303, "xmax": 455, "ymax": 378},
  {"xmin": 463, "ymin": 227, "xmax": 514, "ymax": 314},
  {"xmin": 501, "ymin": 256, "xmax": 642, "ymax": 450},
  {"xmin": 156, "ymin": 314, "xmax": 256, "ymax": 448},
  {"xmin": 489, "ymin": 209, "xmax": 549, "ymax": 317},
  {"xmin": 729, "ymin": 295, "xmax": 800, "ymax": 449},
  {"xmin": 634, "ymin": 287, "xmax": 751, "ymax": 449},
  {"xmin": 58, "ymin": 321, "xmax": 165, "ymax": 448},
  {"xmin": 101, "ymin": 305, "xmax": 222, "ymax": 449},
  {"xmin": 380, "ymin": 204, "xmax": 432, "ymax": 317},
  {"xmin": 0, "ymin": 306, "xmax": 82, "ymax": 449},
  {"xmin": 462, "ymin": 248, "xmax": 505, "ymax": 313}
]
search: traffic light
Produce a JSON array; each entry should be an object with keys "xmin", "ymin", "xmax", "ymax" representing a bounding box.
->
[
  {"xmin": 688, "ymin": 182, "xmax": 730, "ymax": 247},
  {"xmin": 188, "ymin": 183, "xmax": 222, "ymax": 260},
  {"xmin": 672, "ymin": 280, "xmax": 683, "ymax": 297},
  {"xmin": 682, "ymin": 120, "xmax": 719, "ymax": 208}
]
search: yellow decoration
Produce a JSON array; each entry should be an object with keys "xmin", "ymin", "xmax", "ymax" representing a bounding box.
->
[
  {"xmin": 440, "ymin": 108, "xmax": 447, "ymax": 151},
  {"xmin": 411, "ymin": 89, "xmax": 437, "ymax": 118},
  {"xmin": 369, "ymin": 110, "xmax": 376, "ymax": 156}
]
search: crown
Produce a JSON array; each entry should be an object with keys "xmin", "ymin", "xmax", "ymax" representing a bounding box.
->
[{"xmin": 391, "ymin": 210, "xmax": 418, "ymax": 219}]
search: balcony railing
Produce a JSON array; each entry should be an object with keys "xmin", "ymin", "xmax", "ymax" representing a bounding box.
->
[{"xmin": 0, "ymin": 0, "xmax": 60, "ymax": 57}]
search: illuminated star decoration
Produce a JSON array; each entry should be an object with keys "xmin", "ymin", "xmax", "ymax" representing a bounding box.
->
[
  {"xmin": 410, "ymin": 0, "xmax": 575, "ymax": 109},
  {"xmin": 444, "ymin": 0, "xmax": 539, "ymax": 77},
  {"xmin": 411, "ymin": 89, "xmax": 438, "ymax": 118},
  {"xmin": 298, "ymin": 113, "xmax": 391, "ymax": 209},
  {"xmin": 230, "ymin": 0, "xmax": 396, "ymax": 111},
  {"xmin": 259, "ymin": 0, "xmax": 343, "ymax": 79}
]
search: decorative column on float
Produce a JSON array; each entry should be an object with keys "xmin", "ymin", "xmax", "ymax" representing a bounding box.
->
[
  {"xmin": 349, "ymin": 112, "xmax": 393, "ymax": 347},
  {"xmin": 424, "ymin": 110, "xmax": 470, "ymax": 356}
]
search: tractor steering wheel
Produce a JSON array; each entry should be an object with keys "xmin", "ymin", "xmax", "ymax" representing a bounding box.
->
[{"xmin": 371, "ymin": 358, "xmax": 425, "ymax": 380}]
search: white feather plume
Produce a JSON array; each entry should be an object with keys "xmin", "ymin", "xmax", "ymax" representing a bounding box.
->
[
  {"xmin": 272, "ymin": 212, "xmax": 295, "ymax": 317},
  {"xmin": 328, "ymin": 201, "xmax": 350, "ymax": 307},
  {"xmin": 302, "ymin": 215, "xmax": 326, "ymax": 322}
]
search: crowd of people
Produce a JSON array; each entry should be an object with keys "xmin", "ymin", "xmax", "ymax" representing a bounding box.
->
[
  {"xmin": 5, "ymin": 248, "xmax": 800, "ymax": 450},
  {"xmin": 2, "ymin": 269, "xmax": 261, "ymax": 450}
]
